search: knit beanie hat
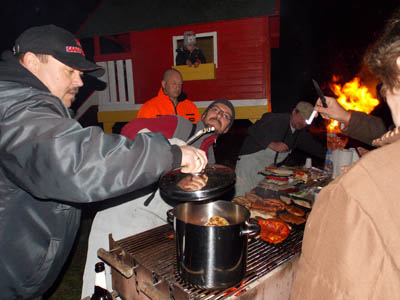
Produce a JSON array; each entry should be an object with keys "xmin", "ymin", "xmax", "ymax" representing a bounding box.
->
[
  {"xmin": 202, "ymin": 100, "xmax": 236, "ymax": 128},
  {"xmin": 295, "ymin": 101, "xmax": 314, "ymax": 120},
  {"xmin": 184, "ymin": 31, "xmax": 196, "ymax": 47}
]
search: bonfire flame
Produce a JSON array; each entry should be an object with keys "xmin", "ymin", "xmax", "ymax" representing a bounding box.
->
[{"xmin": 327, "ymin": 76, "xmax": 380, "ymax": 132}]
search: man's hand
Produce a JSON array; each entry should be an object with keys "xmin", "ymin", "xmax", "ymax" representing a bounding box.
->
[
  {"xmin": 186, "ymin": 59, "xmax": 193, "ymax": 67},
  {"xmin": 194, "ymin": 59, "xmax": 201, "ymax": 68},
  {"xmin": 268, "ymin": 142, "xmax": 289, "ymax": 152},
  {"xmin": 180, "ymin": 146, "xmax": 207, "ymax": 174},
  {"xmin": 314, "ymin": 96, "xmax": 351, "ymax": 124}
]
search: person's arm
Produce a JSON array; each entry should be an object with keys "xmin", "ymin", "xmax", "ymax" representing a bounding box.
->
[
  {"xmin": 314, "ymin": 96, "xmax": 387, "ymax": 145},
  {"xmin": 247, "ymin": 113, "xmax": 288, "ymax": 149},
  {"xmin": 315, "ymin": 96, "xmax": 351, "ymax": 123},
  {"xmin": 121, "ymin": 115, "xmax": 178, "ymax": 140},
  {"xmin": 137, "ymin": 101, "xmax": 158, "ymax": 119},
  {"xmin": 176, "ymin": 48, "xmax": 187, "ymax": 66},
  {"xmin": 342, "ymin": 111, "xmax": 387, "ymax": 145},
  {"xmin": 1, "ymin": 95, "xmax": 206, "ymax": 203}
]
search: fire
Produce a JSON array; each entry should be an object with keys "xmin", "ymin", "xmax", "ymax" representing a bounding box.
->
[
  {"xmin": 331, "ymin": 77, "xmax": 379, "ymax": 113},
  {"xmin": 223, "ymin": 281, "xmax": 247, "ymax": 297},
  {"xmin": 327, "ymin": 76, "xmax": 380, "ymax": 132}
]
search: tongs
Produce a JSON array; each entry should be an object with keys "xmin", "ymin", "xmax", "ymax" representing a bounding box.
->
[
  {"xmin": 186, "ymin": 126, "xmax": 215, "ymax": 145},
  {"xmin": 143, "ymin": 126, "xmax": 215, "ymax": 207}
]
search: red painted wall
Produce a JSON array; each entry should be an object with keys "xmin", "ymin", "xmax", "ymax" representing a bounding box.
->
[{"xmin": 96, "ymin": 16, "xmax": 277, "ymax": 105}]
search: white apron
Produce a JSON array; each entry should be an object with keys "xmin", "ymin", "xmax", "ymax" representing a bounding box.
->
[{"xmin": 234, "ymin": 147, "xmax": 290, "ymax": 196}]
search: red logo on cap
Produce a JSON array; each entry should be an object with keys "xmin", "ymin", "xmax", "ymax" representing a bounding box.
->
[{"xmin": 66, "ymin": 39, "xmax": 85, "ymax": 56}]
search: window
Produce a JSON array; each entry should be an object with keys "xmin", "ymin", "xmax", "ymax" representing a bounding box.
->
[{"xmin": 172, "ymin": 31, "xmax": 218, "ymax": 68}]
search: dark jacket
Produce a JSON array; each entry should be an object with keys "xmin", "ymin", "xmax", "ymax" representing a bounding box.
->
[
  {"xmin": 176, "ymin": 46, "xmax": 206, "ymax": 65},
  {"xmin": 0, "ymin": 52, "xmax": 181, "ymax": 299},
  {"xmin": 239, "ymin": 112, "xmax": 326, "ymax": 159},
  {"xmin": 342, "ymin": 110, "xmax": 387, "ymax": 145}
]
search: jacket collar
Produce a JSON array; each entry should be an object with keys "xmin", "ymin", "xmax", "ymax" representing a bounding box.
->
[
  {"xmin": 0, "ymin": 51, "xmax": 50, "ymax": 93},
  {"xmin": 372, "ymin": 126, "xmax": 400, "ymax": 147}
]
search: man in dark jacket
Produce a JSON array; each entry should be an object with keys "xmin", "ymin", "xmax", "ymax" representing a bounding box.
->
[
  {"xmin": 235, "ymin": 101, "xmax": 326, "ymax": 196},
  {"xmin": 0, "ymin": 24, "xmax": 206, "ymax": 300}
]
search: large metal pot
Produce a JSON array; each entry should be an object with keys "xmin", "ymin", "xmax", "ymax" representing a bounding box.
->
[{"xmin": 168, "ymin": 200, "xmax": 260, "ymax": 289}]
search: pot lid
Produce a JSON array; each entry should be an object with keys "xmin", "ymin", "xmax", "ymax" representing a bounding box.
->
[{"xmin": 159, "ymin": 164, "xmax": 236, "ymax": 201}]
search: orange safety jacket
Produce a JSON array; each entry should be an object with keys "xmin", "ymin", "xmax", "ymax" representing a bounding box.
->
[{"xmin": 137, "ymin": 88, "xmax": 200, "ymax": 123}]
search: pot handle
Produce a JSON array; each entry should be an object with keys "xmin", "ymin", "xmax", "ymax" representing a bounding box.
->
[
  {"xmin": 166, "ymin": 208, "xmax": 175, "ymax": 224},
  {"xmin": 97, "ymin": 248, "xmax": 134, "ymax": 279},
  {"xmin": 240, "ymin": 218, "xmax": 261, "ymax": 236}
]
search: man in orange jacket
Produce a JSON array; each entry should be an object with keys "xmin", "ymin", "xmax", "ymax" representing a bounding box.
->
[{"xmin": 137, "ymin": 68, "xmax": 200, "ymax": 123}]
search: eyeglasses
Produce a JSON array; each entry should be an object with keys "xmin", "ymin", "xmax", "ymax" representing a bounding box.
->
[{"xmin": 210, "ymin": 106, "xmax": 232, "ymax": 121}]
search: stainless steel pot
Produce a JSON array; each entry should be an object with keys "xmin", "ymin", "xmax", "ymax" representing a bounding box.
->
[{"xmin": 168, "ymin": 200, "xmax": 260, "ymax": 289}]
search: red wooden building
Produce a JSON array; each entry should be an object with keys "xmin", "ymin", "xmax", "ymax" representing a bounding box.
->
[{"xmin": 76, "ymin": 0, "xmax": 280, "ymax": 133}]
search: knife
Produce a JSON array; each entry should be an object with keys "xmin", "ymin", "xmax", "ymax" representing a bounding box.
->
[
  {"xmin": 312, "ymin": 79, "xmax": 328, "ymax": 108},
  {"xmin": 306, "ymin": 79, "xmax": 328, "ymax": 125}
]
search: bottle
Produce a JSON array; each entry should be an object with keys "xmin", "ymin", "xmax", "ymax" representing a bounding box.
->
[{"xmin": 90, "ymin": 262, "xmax": 113, "ymax": 300}]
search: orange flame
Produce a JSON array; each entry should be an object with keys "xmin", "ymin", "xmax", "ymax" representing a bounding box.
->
[{"xmin": 327, "ymin": 76, "xmax": 380, "ymax": 132}]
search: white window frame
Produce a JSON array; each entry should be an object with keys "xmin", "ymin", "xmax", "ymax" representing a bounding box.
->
[{"xmin": 172, "ymin": 31, "xmax": 218, "ymax": 68}]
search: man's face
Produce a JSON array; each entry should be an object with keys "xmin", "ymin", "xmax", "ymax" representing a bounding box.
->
[
  {"xmin": 162, "ymin": 71, "xmax": 183, "ymax": 102},
  {"xmin": 290, "ymin": 109, "xmax": 307, "ymax": 130},
  {"xmin": 35, "ymin": 55, "xmax": 83, "ymax": 108},
  {"xmin": 202, "ymin": 103, "xmax": 232, "ymax": 135}
]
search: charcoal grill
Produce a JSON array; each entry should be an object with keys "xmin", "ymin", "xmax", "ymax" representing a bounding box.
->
[{"xmin": 99, "ymin": 223, "xmax": 303, "ymax": 300}]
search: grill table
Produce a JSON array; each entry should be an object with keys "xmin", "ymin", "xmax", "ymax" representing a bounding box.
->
[{"xmin": 102, "ymin": 223, "xmax": 303, "ymax": 300}]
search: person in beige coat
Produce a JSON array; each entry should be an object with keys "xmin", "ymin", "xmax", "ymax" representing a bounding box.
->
[{"xmin": 290, "ymin": 8, "xmax": 400, "ymax": 300}]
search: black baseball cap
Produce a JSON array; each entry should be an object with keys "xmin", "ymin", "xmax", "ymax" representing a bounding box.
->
[{"xmin": 13, "ymin": 24, "xmax": 104, "ymax": 77}]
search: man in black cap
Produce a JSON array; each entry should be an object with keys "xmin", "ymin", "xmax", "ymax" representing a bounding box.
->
[
  {"xmin": 0, "ymin": 24, "xmax": 207, "ymax": 299},
  {"xmin": 235, "ymin": 101, "xmax": 326, "ymax": 196},
  {"xmin": 81, "ymin": 99, "xmax": 235, "ymax": 298}
]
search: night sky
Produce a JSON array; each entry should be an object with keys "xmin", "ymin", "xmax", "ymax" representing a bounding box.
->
[
  {"xmin": 272, "ymin": 0, "xmax": 399, "ymax": 113},
  {"xmin": 1, "ymin": 0, "xmax": 398, "ymax": 115}
]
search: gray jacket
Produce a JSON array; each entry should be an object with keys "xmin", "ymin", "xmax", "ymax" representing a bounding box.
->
[{"xmin": 0, "ymin": 53, "xmax": 180, "ymax": 299}]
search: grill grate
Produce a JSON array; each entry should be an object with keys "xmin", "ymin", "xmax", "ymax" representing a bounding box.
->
[{"xmin": 111, "ymin": 224, "xmax": 303, "ymax": 300}]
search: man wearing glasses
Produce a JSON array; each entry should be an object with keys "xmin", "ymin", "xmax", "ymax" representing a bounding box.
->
[
  {"xmin": 122, "ymin": 99, "xmax": 234, "ymax": 163},
  {"xmin": 81, "ymin": 100, "xmax": 235, "ymax": 298}
]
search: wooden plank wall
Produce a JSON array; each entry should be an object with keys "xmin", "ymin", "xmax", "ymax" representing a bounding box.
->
[{"xmin": 130, "ymin": 16, "xmax": 271, "ymax": 104}]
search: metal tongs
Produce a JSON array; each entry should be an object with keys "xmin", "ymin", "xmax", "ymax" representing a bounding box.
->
[
  {"xmin": 186, "ymin": 126, "xmax": 215, "ymax": 145},
  {"xmin": 306, "ymin": 79, "xmax": 328, "ymax": 125}
]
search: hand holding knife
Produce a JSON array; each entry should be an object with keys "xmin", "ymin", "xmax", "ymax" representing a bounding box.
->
[
  {"xmin": 312, "ymin": 79, "xmax": 328, "ymax": 108},
  {"xmin": 306, "ymin": 79, "xmax": 328, "ymax": 125}
]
